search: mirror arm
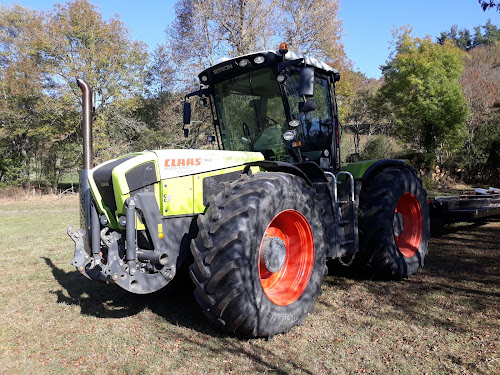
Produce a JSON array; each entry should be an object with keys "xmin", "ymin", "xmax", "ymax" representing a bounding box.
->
[
  {"xmin": 277, "ymin": 58, "xmax": 304, "ymax": 73},
  {"xmin": 182, "ymin": 124, "xmax": 189, "ymax": 138},
  {"xmin": 185, "ymin": 87, "xmax": 211, "ymax": 100}
]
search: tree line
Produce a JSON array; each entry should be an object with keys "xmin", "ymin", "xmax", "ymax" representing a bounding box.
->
[
  {"xmin": 0, "ymin": 0, "xmax": 498, "ymax": 190},
  {"xmin": 344, "ymin": 22, "xmax": 499, "ymax": 185}
]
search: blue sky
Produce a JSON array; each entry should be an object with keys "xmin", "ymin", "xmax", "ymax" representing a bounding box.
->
[{"xmin": 8, "ymin": 0, "xmax": 499, "ymax": 78}]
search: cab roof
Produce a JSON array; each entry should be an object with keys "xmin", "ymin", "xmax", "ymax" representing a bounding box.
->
[{"xmin": 215, "ymin": 49, "xmax": 339, "ymax": 75}]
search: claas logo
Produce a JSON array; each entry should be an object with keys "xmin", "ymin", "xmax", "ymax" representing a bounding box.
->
[{"xmin": 164, "ymin": 158, "xmax": 202, "ymax": 167}]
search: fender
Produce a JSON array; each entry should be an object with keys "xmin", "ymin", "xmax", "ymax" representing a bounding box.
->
[
  {"xmin": 342, "ymin": 159, "xmax": 414, "ymax": 181},
  {"xmin": 361, "ymin": 159, "xmax": 414, "ymax": 181},
  {"xmin": 242, "ymin": 160, "xmax": 313, "ymax": 186}
]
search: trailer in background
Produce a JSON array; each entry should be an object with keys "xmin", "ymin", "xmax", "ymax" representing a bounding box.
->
[{"xmin": 429, "ymin": 188, "xmax": 500, "ymax": 230}]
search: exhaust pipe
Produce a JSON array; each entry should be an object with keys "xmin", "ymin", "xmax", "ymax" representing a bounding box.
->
[
  {"xmin": 76, "ymin": 78, "xmax": 93, "ymax": 253},
  {"xmin": 77, "ymin": 78, "xmax": 93, "ymax": 169}
]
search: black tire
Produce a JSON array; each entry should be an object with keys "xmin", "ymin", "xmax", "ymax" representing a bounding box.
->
[
  {"xmin": 357, "ymin": 166, "xmax": 430, "ymax": 280},
  {"xmin": 190, "ymin": 172, "xmax": 327, "ymax": 338}
]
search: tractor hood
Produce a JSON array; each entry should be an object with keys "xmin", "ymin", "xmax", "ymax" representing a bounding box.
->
[
  {"xmin": 154, "ymin": 149, "xmax": 264, "ymax": 179},
  {"xmin": 88, "ymin": 149, "xmax": 264, "ymax": 227}
]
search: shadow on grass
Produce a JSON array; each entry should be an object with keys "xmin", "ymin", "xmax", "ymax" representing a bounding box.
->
[
  {"xmin": 42, "ymin": 257, "xmax": 212, "ymax": 328},
  {"xmin": 430, "ymin": 217, "xmax": 500, "ymax": 237},
  {"xmin": 42, "ymin": 258, "xmax": 316, "ymax": 374},
  {"xmin": 321, "ymin": 219, "xmax": 500, "ymax": 336}
]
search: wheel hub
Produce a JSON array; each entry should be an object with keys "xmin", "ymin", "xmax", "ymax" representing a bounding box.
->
[
  {"xmin": 261, "ymin": 236, "xmax": 287, "ymax": 273},
  {"xmin": 258, "ymin": 209, "xmax": 315, "ymax": 306}
]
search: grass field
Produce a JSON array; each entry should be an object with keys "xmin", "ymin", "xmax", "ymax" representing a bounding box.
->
[{"xmin": 0, "ymin": 196, "xmax": 498, "ymax": 374}]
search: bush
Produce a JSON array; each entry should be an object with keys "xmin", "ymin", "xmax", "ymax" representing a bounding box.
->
[
  {"xmin": 360, "ymin": 135, "xmax": 394, "ymax": 160},
  {"xmin": 0, "ymin": 184, "xmax": 28, "ymax": 200}
]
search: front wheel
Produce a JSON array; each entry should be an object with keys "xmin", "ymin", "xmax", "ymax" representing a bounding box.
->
[
  {"xmin": 190, "ymin": 172, "xmax": 327, "ymax": 338},
  {"xmin": 357, "ymin": 166, "xmax": 430, "ymax": 280}
]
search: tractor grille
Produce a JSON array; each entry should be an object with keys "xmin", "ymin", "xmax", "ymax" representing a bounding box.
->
[{"xmin": 125, "ymin": 161, "xmax": 157, "ymax": 193}]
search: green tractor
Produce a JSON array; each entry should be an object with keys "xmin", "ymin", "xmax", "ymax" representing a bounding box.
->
[{"xmin": 68, "ymin": 44, "xmax": 429, "ymax": 338}]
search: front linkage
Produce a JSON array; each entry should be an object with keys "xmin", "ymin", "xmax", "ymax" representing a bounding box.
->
[{"xmin": 68, "ymin": 194, "xmax": 176, "ymax": 294}]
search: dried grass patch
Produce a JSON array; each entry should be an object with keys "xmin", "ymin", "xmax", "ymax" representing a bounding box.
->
[{"xmin": 0, "ymin": 199, "xmax": 498, "ymax": 375}]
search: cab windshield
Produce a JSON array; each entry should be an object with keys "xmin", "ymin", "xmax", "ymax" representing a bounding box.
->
[{"xmin": 213, "ymin": 68, "xmax": 287, "ymax": 160}]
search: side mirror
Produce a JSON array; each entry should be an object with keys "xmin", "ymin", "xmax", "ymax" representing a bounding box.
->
[
  {"xmin": 299, "ymin": 67, "xmax": 315, "ymax": 97},
  {"xmin": 299, "ymin": 98, "xmax": 317, "ymax": 113},
  {"xmin": 183, "ymin": 101, "xmax": 191, "ymax": 125}
]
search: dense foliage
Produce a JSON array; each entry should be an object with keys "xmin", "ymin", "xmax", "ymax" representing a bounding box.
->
[
  {"xmin": 0, "ymin": 1, "xmax": 498, "ymax": 189},
  {"xmin": 380, "ymin": 29, "xmax": 469, "ymax": 166}
]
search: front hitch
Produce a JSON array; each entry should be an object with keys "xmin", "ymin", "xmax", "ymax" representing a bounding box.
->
[{"xmin": 68, "ymin": 225, "xmax": 105, "ymax": 281}]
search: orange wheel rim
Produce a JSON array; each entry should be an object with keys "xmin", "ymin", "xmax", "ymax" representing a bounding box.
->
[
  {"xmin": 258, "ymin": 210, "xmax": 315, "ymax": 306},
  {"xmin": 394, "ymin": 193, "xmax": 423, "ymax": 258}
]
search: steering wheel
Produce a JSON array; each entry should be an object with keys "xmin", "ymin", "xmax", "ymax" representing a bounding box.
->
[{"xmin": 265, "ymin": 116, "xmax": 279, "ymax": 126}]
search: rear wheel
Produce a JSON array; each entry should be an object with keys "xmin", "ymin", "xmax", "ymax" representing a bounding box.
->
[
  {"xmin": 190, "ymin": 172, "xmax": 326, "ymax": 338},
  {"xmin": 357, "ymin": 167, "xmax": 430, "ymax": 280}
]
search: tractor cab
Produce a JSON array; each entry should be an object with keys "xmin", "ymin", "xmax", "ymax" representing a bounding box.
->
[{"xmin": 184, "ymin": 44, "xmax": 341, "ymax": 170}]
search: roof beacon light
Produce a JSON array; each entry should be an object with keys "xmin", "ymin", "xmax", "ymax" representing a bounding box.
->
[{"xmin": 279, "ymin": 42, "xmax": 288, "ymax": 55}]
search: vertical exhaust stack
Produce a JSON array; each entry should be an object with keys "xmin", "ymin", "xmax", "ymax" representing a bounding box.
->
[{"xmin": 76, "ymin": 78, "xmax": 93, "ymax": 253}]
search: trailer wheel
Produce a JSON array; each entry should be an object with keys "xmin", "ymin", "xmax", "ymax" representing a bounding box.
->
[
  {"xmin": 190, "ymin": 172, "xmax": 326, "ymax": 338},
  {"xmin": 357, "ymin": 167, "xmax": 430, "ymax": 280}
]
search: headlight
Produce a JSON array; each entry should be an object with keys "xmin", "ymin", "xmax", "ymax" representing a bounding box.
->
[
  {"xmin": 238, "ymin": 59, "xmax": 250, "ymax": 67},
  {"xmin": 254, "ymin": 55, "xmax": 265, "ymax": 64},
  {"xmin": 283, "ymin": 130, "xmax": 296, "ymax": 141},
  {"xmin": 118, "ymin": 215, "xmax": 127, "ymax": 227},
  {"xmin": 289, "ymin": 119, "xmax": 299, "ymax": 127}
]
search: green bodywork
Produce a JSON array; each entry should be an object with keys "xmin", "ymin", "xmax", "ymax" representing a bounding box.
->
[
  {"xmin": 341, "ymin": 159, "xmax": 410, "ymax": 180},
  {"xmin": 88, "ymin": 150, "xmax": 263, "ymax": 230},
  {"xmin": 341, "ymin": 160, "xmax": 379, "ymax": 180}
]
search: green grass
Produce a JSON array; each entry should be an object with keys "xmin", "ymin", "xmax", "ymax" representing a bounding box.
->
[{"xmin": 0, "ymin": 196, "xmax": 498, "ymax": 374}]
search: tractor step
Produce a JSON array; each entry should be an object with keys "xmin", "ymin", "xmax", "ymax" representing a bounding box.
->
[{"xmin": 324, "ymin": 171, "xmax": 359, "ymax": 260}]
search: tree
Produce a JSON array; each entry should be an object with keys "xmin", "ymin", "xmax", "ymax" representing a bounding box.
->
[
  {"xmin": 438, "ymin": 20, "xmax": 499, "ymax": 50},
  {"xmin": 0, "ymin": 4, "xmax": 56, "ymax": 185},
  {"xmin": 280, "ymin": 0, "xmax": 344, "ymax": 65},
  {"xmin": 212, "ymin": 0, "xmax": 279, "ymax": 56},
  {"xmin": 146, "ymin": 44, "xmax": 175, "ymax": 95},
  {"xmin": 460, "ymin": 42, "xmax": 500, "ymax": 137},
  {"xmin": 458, "ymin": 41, "xmax": 500, "ymax": 182},
  {"xmin": 344, "ymin": 77, "xmax": 383, "ymax": 154},
  {"xmin": 0, "ymin": 1, "xmax": 150, "ymax": 186},
  {"xmin": 40, "ymin": 0, "xmax": 149, "ymax": 115},
  {"xmin": 164, "ymin": 0, "xmax": 278, "ymax": 89},
  {"xmin": 277, "ymin": 0, "xmax": 358, "ymax": 123},
  {"xmin": 478, "ymin": 1, "xmax": 500, "ymax": 12},
  {"xmin": 380, "ymin": 28, "xmax": 469, "ymax": 166}
]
